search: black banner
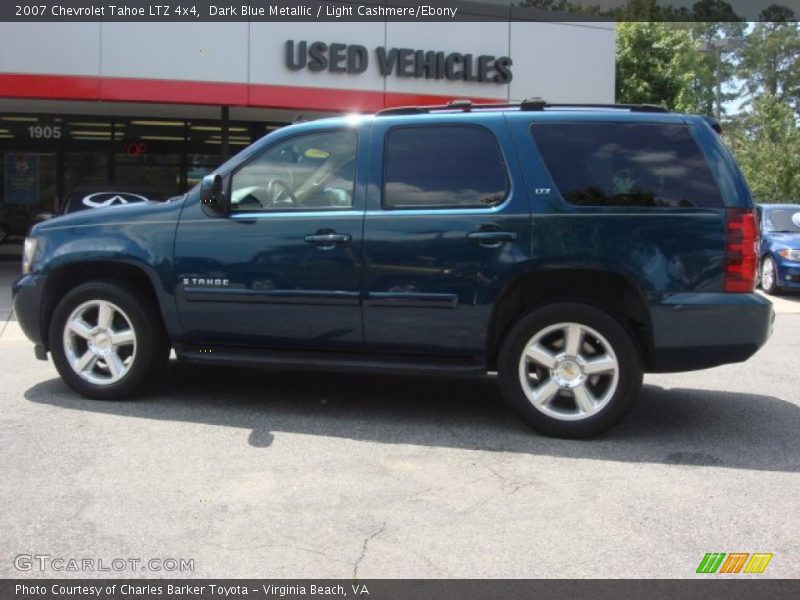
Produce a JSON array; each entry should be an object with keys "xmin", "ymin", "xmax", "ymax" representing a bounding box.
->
[
  {"xmin": 3, "ymin": 580, "xmax": 800, "ymax": 600},
  {"xmin": 1, "ymin": 0, "xmax": 797, "ymax": 22}
]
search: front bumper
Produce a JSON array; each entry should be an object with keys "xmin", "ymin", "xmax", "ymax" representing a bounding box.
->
[
  {"xmin": 648, "ymin": 292, "xmax": 774, "ymax": 372},
  {"xmin": 775, "ymin": 261, "xmax": 800, "ymax": 289},
  {"xmin": 12, "ymin": 273, "xmax": 47, "ymax": 354}
]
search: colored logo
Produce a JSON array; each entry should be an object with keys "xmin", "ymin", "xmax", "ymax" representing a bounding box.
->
[{"xmin": 696, "ymin": 552, "xmax": 773, "ymax": 574}]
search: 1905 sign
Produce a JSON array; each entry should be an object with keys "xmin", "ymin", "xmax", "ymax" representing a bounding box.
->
[{"xmin": 285, "ymin": 40, "xmax": 513, "ymax": 84}]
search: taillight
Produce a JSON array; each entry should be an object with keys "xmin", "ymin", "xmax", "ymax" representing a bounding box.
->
[{"xmin": 724, "ymin": 208, "xmax": 758, "ymax": 293}]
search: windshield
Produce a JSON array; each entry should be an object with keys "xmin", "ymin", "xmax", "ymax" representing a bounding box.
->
[{"xmin": 764, "ymin": 209, "xmax": 800, "ymax": 233}]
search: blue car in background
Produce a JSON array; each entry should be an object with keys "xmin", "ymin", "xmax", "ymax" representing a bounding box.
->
[{"xmin": 758, "ymin": 204, "xmax": 800, "ymax": 294}]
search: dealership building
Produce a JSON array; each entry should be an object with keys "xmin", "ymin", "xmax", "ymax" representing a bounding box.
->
[{"xmin": 0, "ymin": 7, "xmax": 614, "ymax": 213}]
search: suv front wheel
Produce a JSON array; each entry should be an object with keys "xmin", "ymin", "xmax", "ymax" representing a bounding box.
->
[
  {"xmin": 498, "ymin": 303, "xmax": 642, "ymax": 438},
  {"xmin": 49, "ymin": 281, "xmax": 169, "ymax": 399}
]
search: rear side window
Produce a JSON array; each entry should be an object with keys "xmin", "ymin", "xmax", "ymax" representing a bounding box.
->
[
  {"xmin": 531, "ymin": 123, "xmax": 723, "ymax": 208},
  {"xmin": 383, "ymin": 125, "xmax": 507, "ymax": 209}
]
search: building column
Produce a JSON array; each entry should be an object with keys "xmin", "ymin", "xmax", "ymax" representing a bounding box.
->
[{"xmin": 221, "ymin": 106, "xmax": 230, "ymax": 162}]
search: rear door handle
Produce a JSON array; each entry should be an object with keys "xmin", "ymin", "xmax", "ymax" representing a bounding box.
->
[
  {"xmin": 466, "ymin": 230, "xmax": 518, "ymax": 245},
  {"xmin": 304, "ymin": 232, "xmax": 352, "ymax": 247}
]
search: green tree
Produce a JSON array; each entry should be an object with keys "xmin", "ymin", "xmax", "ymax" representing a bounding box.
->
[
  {"xmin": 758, "ymin": 4, "xmax": 796, "ymax": 21},
  {"xmin": 611, "ymin": 0, "xmax": 685, "ymax": 21},
  {"xmin": 616, "ymin": 20, "xmax": 748, "ymax": 116},
  {"xmin": 517, "ymin": 0, "xmax": 747, "ymax": 21},
  {"xmin": 616, "ymin": 22, "xmax": 710, "ymax": 112},
  {"xmin": 725, "ymin": 94, "xmax": 800, "ymax": 202},
  {"xmin": 690, "ymin": 0, "xmax": 742, "ymax": 22},
  {"xmin": 514, "ymin": 0, "xmax": 604, "ymax": 15},
  {"xmin": 738, "ymin": 17, "xmax": 800, "ymax": 115},
  {"xmin": 684, "ymin": 3, "xmax": 745, "ymax": 115}
]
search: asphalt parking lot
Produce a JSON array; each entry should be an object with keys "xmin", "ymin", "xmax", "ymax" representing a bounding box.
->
[{"xmin": 1, "ymin": 257, "xmax": 799, "ymax": 579}]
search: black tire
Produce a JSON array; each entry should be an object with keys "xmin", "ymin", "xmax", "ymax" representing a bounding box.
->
[
  {"xmin": 498, "ymin": 303, "xmax": 643, "ymax": 438},
  {"xmin": 0, "ymin": 225, "xmax": 8, "ymax": 244},
  {"xmin": 760, "ymin": 256, "xmax": 780, "ymax": 295},
  {"xmin": 49, "ymin": 281, "xmax": 169, "ymax": 400}
]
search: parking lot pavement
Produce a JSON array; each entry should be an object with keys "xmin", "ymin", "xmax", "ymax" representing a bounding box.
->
[
  {"xmin": 758, "ymin": 290, "xmax": 800, "ymax": 313},
  {"xmin": 0, "ymin": 260, "xmax": 18, "ymax": 339},
  {"xmin": 1, "ymin": 261, "xmax": 799, "ymax": 579}
]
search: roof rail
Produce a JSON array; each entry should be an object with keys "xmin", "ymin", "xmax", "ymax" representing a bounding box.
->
[
  {"xmin": 526, "ymin": 102, "xmax": 670, "ymax": 113},
  {"xmin": 375, "ymin": 98, "xmax": 670, "ymax": 116}
]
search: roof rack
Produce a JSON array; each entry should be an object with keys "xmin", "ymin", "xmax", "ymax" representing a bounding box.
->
[
  {"xmin": 531, "ymin": 102, "xmax": 670, "ymax": 113},
  {"xmin": 375, "ymin": 98, "xmax": 670, "ymax": 116}
]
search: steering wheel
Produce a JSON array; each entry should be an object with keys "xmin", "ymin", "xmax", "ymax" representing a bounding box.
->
[{"xmin": 266, "ymin": 179, "xmax": 298, "ymax": 207}]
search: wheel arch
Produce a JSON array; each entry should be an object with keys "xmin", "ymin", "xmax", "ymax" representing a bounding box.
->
[
  {"xmin": 40, "ymin": 259, "xmax": 174, "ymax": 351},
  {"xmin": 486, "ymin": 267, "xmax": 653, "ymax": 371}
]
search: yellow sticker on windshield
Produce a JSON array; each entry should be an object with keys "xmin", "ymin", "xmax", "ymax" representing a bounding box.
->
[{"xmin": 304, "ymin": 148, "xmax": 330, "ymax": 159}]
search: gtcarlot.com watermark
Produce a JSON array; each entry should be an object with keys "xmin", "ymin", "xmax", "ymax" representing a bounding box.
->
[{"xmin": 14, "ymin": 554, "xmax": 194, "ymax": 573}]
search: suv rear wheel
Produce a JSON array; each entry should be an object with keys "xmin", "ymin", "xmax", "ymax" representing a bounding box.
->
[
  {"xmin": 49, "ymin": 281, "xmax": 169, "ymax": 399},
  {"xmin": 498, "ymin": 303, "xmax": 642, "ymax": 438}
]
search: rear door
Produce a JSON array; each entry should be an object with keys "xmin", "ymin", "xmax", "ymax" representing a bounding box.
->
[{"xmin": 362, "ymin": 114, "xmax": 531, "ymax": 357}]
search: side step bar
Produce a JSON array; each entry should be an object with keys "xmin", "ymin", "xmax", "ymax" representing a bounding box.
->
[{"xmin": 176, "ymin": 345, "xmax": 487, "ymax": 377}]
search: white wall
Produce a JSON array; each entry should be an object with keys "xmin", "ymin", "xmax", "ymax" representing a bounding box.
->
[
  {"xmin": 0, "ymin": 22, "xmax": 100, "ymax": 76},
  {"xmin": 509, "ymin": 22, "xmax": 616, "ymax": 103},
  {"xmin": 0, "ymin": 20, "xmax": 615, "ymax": 104},
  {"xmin": 101, "ymin": 23, "xmax": 250, "ymax": 83}
]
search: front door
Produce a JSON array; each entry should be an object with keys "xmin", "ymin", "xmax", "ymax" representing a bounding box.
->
[
  {"xmin": 363, "ymin": 116, "xmax": 531, "ymax": 357},
  {"xmin": 174, "ymin": 127, "xmax": 365, "ymax": 350}
]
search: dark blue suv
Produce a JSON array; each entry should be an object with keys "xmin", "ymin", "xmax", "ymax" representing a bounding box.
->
[{"xmin": 12, "ymin": 100, "xmax": 774, "ymax": 437}]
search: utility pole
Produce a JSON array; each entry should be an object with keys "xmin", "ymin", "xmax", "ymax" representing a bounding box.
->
[
  {"xmin": 715, "ymin": 45, "xmax": 722, "ymax": 121},
  {"xmin": 700, "ymin": 38, "xmax": 743, "ymax": 121}
]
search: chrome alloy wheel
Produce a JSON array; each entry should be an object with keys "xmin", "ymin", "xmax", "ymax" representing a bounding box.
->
[
  {"xmin": 517, "ymin": 322, "xmax": 619, "ymax": 421},
  {"xmin": 62, "ymin": 300, "xmax": 137, "ymax": 386},
  {"xmin": 762, "ymin": 258, "xmax": 775, "ymax": 291}
]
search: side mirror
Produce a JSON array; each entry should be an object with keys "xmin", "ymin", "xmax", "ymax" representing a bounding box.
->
[{"xmin": 200, "ymin": 174, "xmax": 228, "ymax": 215}]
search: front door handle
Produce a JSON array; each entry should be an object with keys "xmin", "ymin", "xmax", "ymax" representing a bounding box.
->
[
  {"xmin": 467, "ymin": 230, "xmax": 518, "ymax": 247},
  {"xmin": 304, "ymin": 232, "xmax": 352, "ymax": 248}
]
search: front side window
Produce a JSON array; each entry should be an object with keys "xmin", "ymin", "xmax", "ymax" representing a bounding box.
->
[
  {"xmin": 230, "ymin": 129, "xmax": 357, "ymax": 211},
  {"xmin": 531, "ymin": 123, "xmax": 724, "ymax": 208},
  {"xmin": 383, "ymin": 125, "xmax": 508, "ymax": 209}
]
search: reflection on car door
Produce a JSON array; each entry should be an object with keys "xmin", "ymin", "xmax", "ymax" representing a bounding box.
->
[
  {"xmin": 174, "ymin": 128, "xmax": 366, "ymax": 350},
  {"xmin": 362, "ymin": 117, "xmax": 531, "ymax": 356}
]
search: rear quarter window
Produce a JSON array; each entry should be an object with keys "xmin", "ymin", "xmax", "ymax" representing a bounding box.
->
[{"xmin": 531, "ymin": 122, "xmax": 723, "ymax": 208}]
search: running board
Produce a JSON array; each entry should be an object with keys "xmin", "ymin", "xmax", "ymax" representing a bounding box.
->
[{"xmin": 176, "ymin": 345, "xmax": 486, "ymax": 377}]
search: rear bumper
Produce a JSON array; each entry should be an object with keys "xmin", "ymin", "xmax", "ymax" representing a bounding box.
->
[
  {"xmin": 12, "ymin": 273, "xmax": 47, "ymax": 350},
  {"xmin": 648, "ymin": 292, "xmax": 774, "ymax": 372}
]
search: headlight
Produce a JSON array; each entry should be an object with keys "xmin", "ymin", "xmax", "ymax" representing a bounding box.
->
[
  {"xmin": 778, "ymin": 248, "xmax": 800, "ymax": 261},
  {"xmin": 22, "ymin": 237, "xmax": 38, "ymax": 274}
]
